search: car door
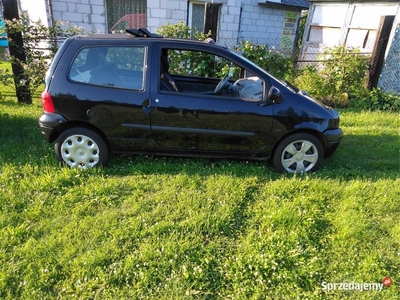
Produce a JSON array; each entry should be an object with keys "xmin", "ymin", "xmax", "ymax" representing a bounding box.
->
[{"xmin": 148, "ymin": 44, "xmax": 274, "ymax": 153}]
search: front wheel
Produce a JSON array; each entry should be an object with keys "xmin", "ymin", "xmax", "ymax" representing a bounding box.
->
[
  {"xmin": 272, "ymin": 133, "xmax": 324, "ymax": 174},
  {"xmin": 54, "ymin": 128, "xmax": 109, "ymax": 169}
]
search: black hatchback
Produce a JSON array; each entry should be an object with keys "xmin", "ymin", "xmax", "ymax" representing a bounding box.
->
[{"xmin": 38, "ymin": 28, "xmax": 343, "ymax": 174}]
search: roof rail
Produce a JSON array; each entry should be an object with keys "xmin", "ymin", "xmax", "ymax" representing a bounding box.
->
[
  {"xmin": 139, "ymin": 28, "xmax": 163, "ymax": 38},
  {"xmin": 125, "ymin": 28, "xmax": 163, "ymax": 38},
  {"xmin": 125, "ymin": 28, "xmax": 144, "ymax": 37}
]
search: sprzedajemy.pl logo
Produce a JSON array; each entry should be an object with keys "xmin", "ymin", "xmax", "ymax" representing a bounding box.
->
[{"xmin": 321, "ymin": 276, "xmax": 393, "ymax": 292}]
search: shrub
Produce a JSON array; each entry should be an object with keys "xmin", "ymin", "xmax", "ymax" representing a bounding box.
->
[
  {"xmin": 156, "ymin": 21, "xmax": 230, "ymax": 78},
  {"xmin": 355, "ymin": 88, "xmax": 400, "ymax": 112},
  {"xmin": 294, "ymin": 45, "xmax": 369, "ymax": 107},
  {"xmin": 0, "ymin": 14, "xmax": 88, "ymax": 100},
  {"xmin": 157, "ymin": 23, "xmax": 294, "ymax": 80},
  {"xmin": 156, "ymin": 21, "xmax": 193, "ymax": 40},
  {"xmin": 235, "ymin": 40, "xmax": 294, "ymax": 79}
]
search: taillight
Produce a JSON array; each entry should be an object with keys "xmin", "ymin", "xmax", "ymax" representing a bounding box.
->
[{"xmin": 41, "ymin": 91, "xmax": 55, "ymax": 113}]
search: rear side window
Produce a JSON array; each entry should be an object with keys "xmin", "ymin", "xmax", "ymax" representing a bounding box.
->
[{"xmin": 69, "ymin": 46, "xmax": 146, "ymax": 90}]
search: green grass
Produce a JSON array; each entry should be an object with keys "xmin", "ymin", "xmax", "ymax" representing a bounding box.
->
[{"xmin": 0, "ymin": 96, "xmax": 399, "ymax": 299}]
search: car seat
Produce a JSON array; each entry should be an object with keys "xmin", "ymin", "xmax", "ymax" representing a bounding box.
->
[{"xmin": 160, "ymin": 54, "xmax": 179, "ymax": 92}]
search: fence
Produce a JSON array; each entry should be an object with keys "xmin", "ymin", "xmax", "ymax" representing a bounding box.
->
[
  {"xmin": 3, "ymin": 32, "xmax": 399, "ymax": 100},
  {"xmin": 215, "ymin": 37, "xmax": 373, "ymax": 72}
]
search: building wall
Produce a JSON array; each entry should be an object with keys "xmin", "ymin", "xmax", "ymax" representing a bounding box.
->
[
  {"xmin": 238, "ymin": 0, "xmax": 301, "ymax": 49},
  {"xmin": 147, "ymin": 0, "xmax": 303, "ymax": 49},
  {"xmin": 218, "ymin": 0, "xmax": 241, "ymax": 46},
  {"xmin": 50, "ymin": 0, "xmax": 106, "ymax": 33},
  {"xmin": 147, "ymin": 0, "xmax": 187, "ymax": 32},
  {"xmin": 300, "ymin": 1, "xmax": 400, "ymax": 62},
  {"xmin": 21, "ymin": 0, "xmax": 303, "ymax": 51},
  {"xmin": 147, "ymin": 0, "xmax": 300, "ymax": 48}
]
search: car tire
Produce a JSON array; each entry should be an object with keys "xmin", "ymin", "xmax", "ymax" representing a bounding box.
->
[
  {"xmin": 54, "ymin": 128, "xmax": 109, "ymax": 169},
  {"xmin": 272, "ymin": 133, "xmax": 324, "ymax": 174}
]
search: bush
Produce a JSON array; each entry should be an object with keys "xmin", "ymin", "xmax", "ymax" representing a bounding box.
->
[
  {"xmin": 157, "ymin": 23, "xmax": 295, "ymax": 80},
  {"xmin": 0, "ymin": 14, "xmax": 88, "ymax": 99},
  {"xmin": 235, "ymin": 40, "xmax": 294, "ymax": 79},
  {"xmin": 294, "ymin": 45, "xmax": 369, "ymax": 107},
  {"xmin": 355, "ymin": 88, "xmax": 400, "ymax": 112},
  {"xmin": 157, "ymin": 21, "xmax": 194, "ymax": 40},
  {"xmin": 156, "ymin": 21, "xmax": 230, "ymax": 78}
]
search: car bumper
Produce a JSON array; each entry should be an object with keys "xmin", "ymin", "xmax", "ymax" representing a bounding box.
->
[
  {"xmin": 38, "ymin": 112, "xmax": 68, "ymax": 142},
  {"xmin": 323, "ymin": 128, "xmax": 343, "ymax": 158}
]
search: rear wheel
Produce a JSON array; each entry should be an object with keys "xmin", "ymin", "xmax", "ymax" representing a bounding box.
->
[
  {"xmin": 55, "ymin": 128, "xmax": 109, "ymax": 169},
  {"xmin": 272, "ymin": 133, "xmax": 324, "ymax": 174}
]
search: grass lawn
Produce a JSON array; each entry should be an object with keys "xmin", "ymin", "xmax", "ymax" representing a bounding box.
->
[{"xmin": 0, "ymin": 92, "xmax": 399, "ymax": 298}]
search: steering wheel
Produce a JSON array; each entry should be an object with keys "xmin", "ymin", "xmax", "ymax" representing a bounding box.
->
[{"xmin": 214, "ymin": 69, "xmax": 233, "ymax": 94}]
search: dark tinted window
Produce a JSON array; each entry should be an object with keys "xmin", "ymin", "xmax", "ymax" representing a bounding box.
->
[{"xmin": 69, "ymin": 46, "xmax": 146, "ymax": 90}]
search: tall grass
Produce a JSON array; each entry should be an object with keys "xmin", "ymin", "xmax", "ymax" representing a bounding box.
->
[{"xmin": 0, "ymin": 98, "xmax": 399, "ymax": 299}]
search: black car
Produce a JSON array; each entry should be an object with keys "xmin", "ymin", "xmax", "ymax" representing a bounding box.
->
[{"xmin": 38, "ymin": 28, "xmax": 343, "ymax": 174}]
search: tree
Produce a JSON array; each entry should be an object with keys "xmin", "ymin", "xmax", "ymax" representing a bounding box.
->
[
  {"xmin": 2, "ymin": 0, "xmax": 31, "ymax": 104},
  {"xmin": 0, "ymin": 11, "xmax": 88, "ymax": 104}
]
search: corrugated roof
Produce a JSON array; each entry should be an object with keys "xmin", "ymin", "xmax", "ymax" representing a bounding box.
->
[{"xmin": 264, "ymin": 0, "xmax": 310, "ymax": 9}]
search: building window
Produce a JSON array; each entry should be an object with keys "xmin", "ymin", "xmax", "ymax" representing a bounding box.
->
[
  {"xmin": 189, "ymin": 2, "xmax": 206, "ymax": 33},
  {"xmin": 188, "ymin": 2, "xmax": 220, "ymax": 41},
  {"xmin": 106, "ymin": 0, "xmax": 147, "ymax": 33}
]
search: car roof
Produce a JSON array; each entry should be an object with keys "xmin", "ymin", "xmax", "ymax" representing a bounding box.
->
[{"xmin": 72, "ymin": 32, "xmax": 226, "ymax": 49}]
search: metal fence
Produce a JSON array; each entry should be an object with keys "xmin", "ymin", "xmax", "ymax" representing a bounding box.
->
[
  {"xmin": 217, "ymin": 37, "xmax": 373, "ymax": 71},
  {"xmin": 218, "ymin": 37, "xmax": 282, "ymax": 51},
  {"xmin": 4, "ymin": 32, "xmax": 400, "ymax": 100}
]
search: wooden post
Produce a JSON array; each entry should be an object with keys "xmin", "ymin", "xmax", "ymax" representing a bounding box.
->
[
  {"xmin": 367, "ymin": 15, "xmax": 395, "ymax": 90},
  {"xmin": 2, "ymin": 0, "xmax": 32, "ymax": 104}
]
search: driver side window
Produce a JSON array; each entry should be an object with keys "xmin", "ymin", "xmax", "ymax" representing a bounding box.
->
[
  {"xmin": 159, "ymin": 48, "xmax": 239, "ymax": 94},
  {"xmin": 158, "ymin": 47, "xmax": 264, "ymax": 102},
  {"xmin": 165, "ymin": 49, "xmax": 237, "ymax": 79}
]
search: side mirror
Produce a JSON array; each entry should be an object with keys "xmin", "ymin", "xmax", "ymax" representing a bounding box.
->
[{"xmin": 268, "ymin": 86, "xmax": 283, "ymax": 104}]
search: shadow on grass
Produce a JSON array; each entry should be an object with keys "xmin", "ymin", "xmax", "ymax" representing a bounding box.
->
[
  {"xmin": 0, "ymin": 90, "xmax": 19, "ymax": 97},
  {"xmin": 1, "ymin": 100, "xmax": 398, "ymax": 181},
  {"xmin": 0, "ymin": 101, "xmax": 51, "ymax": 165},
  {"xmin": 105, "ymin": 132, "xmax": 399, "ymax": 181},
  {"xmin": 318, "ymin": 133, "xmax": 399, "ymax": 180}
]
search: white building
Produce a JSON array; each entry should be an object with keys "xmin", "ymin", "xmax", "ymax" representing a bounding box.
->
[
  {"xmin": 299, "ymin": 0, "xmax": 400, "ymax": 93},
  {"xmin": 300, "ymin": 0, "xmax": 400, "ymax": 60},
  {"xmin": 15, "ymin": 0, "xmax": 310, "ymax": 51}
]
